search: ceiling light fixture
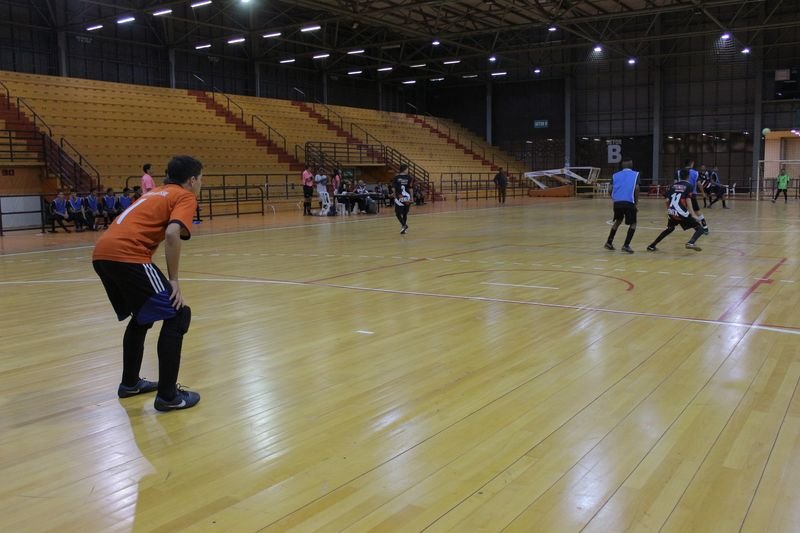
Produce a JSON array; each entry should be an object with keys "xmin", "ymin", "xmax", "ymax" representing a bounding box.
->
[
  {"xmin": 227, "ymin": 37, "xmax": 245, "ymax": 44},
  {"xmin": 462, "ymin": 74, "xmax": 478, "ymax": 78},
  {"xmin": 195, "ymin": 43, "xmax": 211, "ymax": 49},
  {"xmin": 347, "ymin": 49, "xmax": 365, "ymax": 55},
  {"xmin": 377, "ymin": 66, "xmax": 393, "ymax": 72},
  {"xmin": 742, "ymin": 47, "xmax": 751, "ymax": 54},
  {"xmin": 402, "ymin": 80, "xmax": 416, "ymax": 84},
  {"xmin": 443, "ymin": 60, "xmax": 460, "ymax": 65},
  {"xmin": 117, "ymin": 17, "xmax": 135, "ymax": 24},
  {"xmin": 313, "ymin": 53, "xmax": 330, "ymax": 59},
  {"xmin": 432, "ymin": 40, "xmax": 440, "ymax": 46},
  {"xmin": 628, "ymin": 58, "xmax": 636, "ymax": 65},
  {"xmin": 301, "ymin": 25, "xmax": 321, "ymax": 32},
  {"xmin": 262, "ymin": 32, "xmax": 281, "ymax": 38},
  {"xmin": 491, "ymin": 71, "xmax": 507, "ymax": 76},
  {"xmin": 533, "ymin": 68, "xmax": 541, "ymax": 74},
  {"xmin": 279, "ymin": 58, "xmax": 295, "ymax": 63},
  {"xmin": 190, "ymin": 0, "xmax": 212, "ymax": 7},
  {"xmin": 86, "ymin": 24, "xmax": 103, "ymax": 31},
  {"xmin": 489, "ymin": 56, "xmax": 497, "ymax": 62},
  {"xmin": 348, "ymin": 70, "xmax": 362, "ymax": 75},
  {"xmin": 430, "ymin": 77, "xmax": 444, "ymax": 81},
  {"xmin": 721, "ymin": 33, "xmax": 731, "ymax": 40},
  {"xmin": 410, "ymin": 64, "xmax": 426, "ymax": 68},
  {"xmin": 152, "ymin": 9, "xmax": 172, "ymax": 16},
  {"xmin": 593, "ymin": 45, "xmax": 602, "ymax": 53},
  {"xmin": 548, "ymin": 25, "xmax": 557, "ymax": 32}
]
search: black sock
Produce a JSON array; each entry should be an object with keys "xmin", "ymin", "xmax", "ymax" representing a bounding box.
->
[
  {"xmin": 624, "ymin": 227, "xmax": 636, "ymax": 247},
  {"xmin": 122, "ymin": 320, "xmax": 151, "ymax": 386},
  {"xmin": 156, "ymin": 317, "xmax": 184, "ymax": 400},
  {"xmin": 651, "ymin": 226, "xmax": 675, "ymax": 247},
  {"xmin": 606, "ymin": 227, "xmax": 618, "ymax": 244},
  {"xmin": 689, "ymin": 227, "xmax": 704, "ymax": 244}
]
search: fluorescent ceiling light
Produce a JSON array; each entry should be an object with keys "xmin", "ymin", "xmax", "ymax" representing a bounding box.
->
[
  {"xmin": 491, "ymin": 71, "xmax": 507, "ymax": 76},
  {"xmin": 430, "ymin": 77, "xmax": 444, "ymax": 81},
  {"xmin": 721, "ymin": 33, "xmax": 731, "ymax": 40},
  {"xmin": 526, "ymin": 140, "xmax": 533, "ymax": 144},
  {"xmin": 191, "ymin": 1, "xmax": 212, "ymax": 7},
  {"xmin": 742, "ymin": 47, "xmax": 751, "ymax": 54},
  {"xmin": 628, "ymin": 58, "xmax": 636, "ymax": 64},
  {"xmin": 377, "ymin": 66, "xmax": 393, "ymax": 72},
  {"xmin": 402, "ymin": 80, "xmax": 416, "ymax": 84},
  {"xmin": 301, "ymin": 25, "xmax": 321, "ymax": 32},
  {"xmin": 117, "ymin": 17, "xmax": 135, "ymax": 24},
  {"xmin": 228, "ymin": 37, "xmax": 246, "ymax": 44},
  {"xmin": 488, "ymin": 56, "xmax": 497, "ymax": 62},
  {"xmin": 548, "ymin": 26, "xmax": 557, "ymax": 32},
  {"xmin": 533, "ymin": 68, "xmax": 541, "ymax": 74},
  {"xmin": 462, "ymin": 74, "xmax": 478, "ymax": 78},
  {"xmin": 348, "ymin": 70, "xmax": 362, "ymax": 75},
  {"xmin": 432, "ymin": 40, "xmax": 440, "ymax": 45},
  {"xmin": 280, "ymin": 58, "xmax": 295, "ymax": 63},
  {"xmin": 313, "ymin": 53, "xmax": 330, "ymax": 59},
  {"xmin": 593, "ymin": 45, "xmax": 602, "ymax": 52},
  {"xmin": 410, "ymin": 64, "xmax": 426, "ymax": 68},
  {"xmin": 152, "ymin": 9, "xmax": 172, "ymax": 16},
  {"xmin": 263, "ymin": 32, "xmax": 281, "ymax": 38},
  {"xmin": 195, "ymin": 44, "xmax": 211, "ymax": 49},
  {"xmin": 86, "ymin": 24, "xmax": 103, "ymax": 31},
  {"xmin": 443, "ymin": 60, "xmax": 460, "ymax": 65},
  {"xmin": 347, "ymin": 49, "xmax": 365, "ymax": 55}
]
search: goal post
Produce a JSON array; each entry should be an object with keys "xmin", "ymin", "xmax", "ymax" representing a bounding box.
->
[{"xmin": 757, "ymin": 160, "xmax": 800, "ymax": 201}]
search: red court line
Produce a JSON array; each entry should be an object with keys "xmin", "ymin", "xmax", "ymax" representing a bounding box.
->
[{"xmin": 717, "ymin": 257, "xmax": 787, "ymax": 322}]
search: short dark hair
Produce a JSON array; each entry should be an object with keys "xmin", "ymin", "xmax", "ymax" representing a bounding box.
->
[
  {"xmin": 106, "ymin": 188, "xmax": 113, "ymax": 194},
  {"xmin": 143, "ymin": 163, "xmax": 151, "ymax": 173},
  {"xmin": 683, "ymin": 159, "xmax": 694, "ymax": 168},
  {"xmin": 164, "ymin": 156, "xmax": 203, "ymax": 185},
  {"xmin": 679, "ymin": 168, "xmax": 690, "ymax": 180},
  {"xmin": 621, "ymin": 159, "xmax": 633, "ymax": 169},
  {"xmin": 399, "ymin": 164, "xmax": 409, "ymax": 173}
]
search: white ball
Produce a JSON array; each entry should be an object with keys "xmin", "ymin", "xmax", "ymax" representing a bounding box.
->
[{"xmin": 762, "ymin": 127, "xmax": 771, "ymax": 136}]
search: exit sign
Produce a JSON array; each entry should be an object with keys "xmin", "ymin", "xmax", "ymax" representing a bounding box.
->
[{"xmin": 534, "ymin": 119, "xmax": 548, "ymax": 129}]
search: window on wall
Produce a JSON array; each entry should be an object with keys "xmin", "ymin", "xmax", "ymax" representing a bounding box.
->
[
  {"xmin": 662, "ymin": 132, "xmax": 753, "ymax": 185},
  {"xmin": 575, "ymin": 62, "xmax": 653, "ymax": 136}
]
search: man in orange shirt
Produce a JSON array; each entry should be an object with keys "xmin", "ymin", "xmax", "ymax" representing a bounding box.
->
[{"xmin": 93, "ymin": 156, "xmax": 203, "ymax": 412}]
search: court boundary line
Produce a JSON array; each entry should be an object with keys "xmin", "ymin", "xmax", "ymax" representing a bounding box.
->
[{"xmin": 6, "ymin": 275, "xmax": 799, "ymax": 336}]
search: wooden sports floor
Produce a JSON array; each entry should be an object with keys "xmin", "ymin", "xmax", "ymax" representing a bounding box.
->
[{"xmin": 2, "ymin": 196, "xmax": 800, "ymax": 532}]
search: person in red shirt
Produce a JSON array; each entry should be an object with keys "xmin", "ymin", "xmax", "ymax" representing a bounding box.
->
[{"xmin": 93, "ymin": 156, "xmax": 203, "ymax": 412}]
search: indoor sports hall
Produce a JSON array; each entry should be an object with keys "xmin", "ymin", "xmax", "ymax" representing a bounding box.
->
[{"xmin": 2, "ymin": 0, "xmax": 800, "ymax": 531}]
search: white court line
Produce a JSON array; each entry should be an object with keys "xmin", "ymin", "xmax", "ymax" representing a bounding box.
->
[
  {"xmin": 482, "ymin": 282, "xmax": 559, "ymax": 290},
  {"xmin": 356, "ymin": 330, "xmax": 375, "ymax": 335},
  {"xmin": 5, "ymin": 276, "xmax": 800, "ymax": 335}
]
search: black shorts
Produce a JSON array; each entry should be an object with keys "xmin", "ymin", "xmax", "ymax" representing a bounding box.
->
[
  {"xmin": 612, "ymin": 203, "xmax": 637, "ymax": 225},
  {"xmin": 691, "ymin": 197, "xmax": 701, "ymax": 211},
  {"xmin": 93, "ymin": 260, "xmax": 177, "ymax": 325},
  {"xmin": 668, "ymin": 216, "xmax": 700, "ymax": 231},
  {"xmin": 302, "ymin": 185, "xmax": 313, "ymax": 199}
]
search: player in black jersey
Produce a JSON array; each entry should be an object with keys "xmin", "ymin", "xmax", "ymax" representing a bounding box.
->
[
  {"xmin": 698, "ymin": 165, "xmax": 712, "ymax": 207},
  {"xmin": 647, "ymin": 169, "xmax": 706, "ymax": 252},
  {"xmin": 392, "ymin": 164, "xmax": 414, "ymax": 234}
]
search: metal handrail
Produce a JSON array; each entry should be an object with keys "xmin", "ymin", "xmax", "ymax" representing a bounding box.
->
[
  {"xmin": 251, "ymin": 114, "xmax": 288, "ymax": 153},
  {"xmin": 0, "ymin": 80, "xmax": 9, "ymax": 108},
  {"xmin": 60, "ymin": 137, "xmax": 100, "ymax": 188},
  {"xmin": 16, "ymin": 97, "xmax": 53, "ymax": 137},
  {"xmin": 210, "ymin": 87, "xmax": 245, "ymax": 122},
  {"xmin": 311, "ymin": 98, "xmax": 345, "ymax": 130},
  {"xmin": 0, "ymin": 129, "xmax": 43, "ymax": 162}
]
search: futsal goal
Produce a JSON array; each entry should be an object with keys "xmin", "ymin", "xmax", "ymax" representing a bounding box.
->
[
  {"xmin": 524, "ymin": 167, "xmax": 601, "ymax": 196},
  {"xmin": 756, "ymin": 159, "xmax": 800, "ymax": 200}
]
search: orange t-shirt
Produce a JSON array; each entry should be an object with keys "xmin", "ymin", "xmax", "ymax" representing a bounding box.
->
[{"xmin": 93, "ymin": 184, "xmax": 197, "ymax": 263}]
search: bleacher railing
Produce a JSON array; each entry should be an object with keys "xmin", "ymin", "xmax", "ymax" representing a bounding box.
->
[
  {"xmin": 198, "ymin": 185, "xmax": 267, "ymax": 219},
  {"xmin": 439, "ymin": 172, "xmax": 529, "ymax": 201},
  {"xmin": 0, "ymin": 80, "xmax": 99, "ymax": 190},
  {"xmin": 0, "ymin": 129, "xmax": 42, "ymax": 161},
  {"xmin": 126, "ymin": 173, "xmax": 305, "ymax": 201}
]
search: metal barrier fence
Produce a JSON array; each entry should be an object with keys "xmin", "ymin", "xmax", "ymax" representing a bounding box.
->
[
  {"xmin": 0, "ymin": 194, "xmax": 47, "ymax": 235},
  {"xmin": 438, "ymin": 172, "xmax": 529, "ymax": 201}
]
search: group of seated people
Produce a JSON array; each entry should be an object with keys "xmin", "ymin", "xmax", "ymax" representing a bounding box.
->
[
  {"xmin": 48, "ymin": 187, "xmax": 139, "ymax": 233},
  {"xmin": 333, "ymin": 181, "xmax": 425, "ymax": 215}
]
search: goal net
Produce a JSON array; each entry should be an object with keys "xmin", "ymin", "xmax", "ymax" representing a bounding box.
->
[
  {"xmin": 524, "ymin": 167, "xmax": 601, "ymax": 190},
  {"xmin": 756, "ymin": 159, "xmax": 800, "ymax": 200}
]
